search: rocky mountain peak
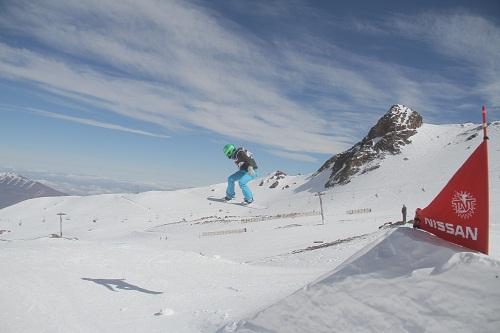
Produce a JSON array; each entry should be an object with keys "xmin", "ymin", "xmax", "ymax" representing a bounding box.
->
[
  {"xmin": 366, "ymin": 104, "xmax": 423, "ymax": 150},
  {"xmin": 316, "ymin": 105, "xmax": 423, "ymax": 188},
  {"xmin": 259, "ymin": 170, "xmax": 288, "ymax": 189}
]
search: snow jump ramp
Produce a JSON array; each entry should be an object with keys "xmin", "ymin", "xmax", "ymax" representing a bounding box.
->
[{"xmin": 219, "ymin": 227, "xmax": 500, "ymax": 333}]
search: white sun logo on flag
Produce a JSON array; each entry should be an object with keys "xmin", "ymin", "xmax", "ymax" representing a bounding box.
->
[{"xmin": 451, "ymin": 191, "xmax": 477, "ymax": 219}]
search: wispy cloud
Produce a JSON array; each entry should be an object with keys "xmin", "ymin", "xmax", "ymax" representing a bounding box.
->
[
  {"xmin": 0, "ymin": 0, "xmax": 497, "ymax": 159},
  {"xmin": 392, "ymin": 12, "xmax": 500, "ymax": 65},
  {"xmin": 350, "ymin": 10, "xmax": 500, "ymax": 112},
  {"xmin": 31, "ymin": 108, "xmax": 169, "ymax": 139},
  {"xmin": 394, "ymin": 12, "xmax": 500, "ymax": 110},
  {"xmin": 0, "ymin": 104, "xmax": 169, "ymax": 138},
  {"xmin": 267, "ymin": 149, "xmax": 318, "ymax": 163},
  {"xmin": 0, "ymin": 0, "xmax": 356, "ymax": 154}
]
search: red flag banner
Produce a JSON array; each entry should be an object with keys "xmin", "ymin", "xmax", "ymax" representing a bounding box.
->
[{"xmin": 414, "ymin": 138, "xmax": 489, "ymax": 254}]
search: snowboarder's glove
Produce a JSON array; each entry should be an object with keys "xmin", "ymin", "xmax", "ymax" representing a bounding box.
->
[{"xmin": 247, "ymin": 166, "xmax": 255, "ymax": 176}]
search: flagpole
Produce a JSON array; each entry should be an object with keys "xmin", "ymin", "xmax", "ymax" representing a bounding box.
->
[
  {"xmin": 482, "ymin": 105, "xmax": 489, "ymax": 255},
  {"xmin": 482, "ymin": 105, "xmax": 488, "ymax": 140}
]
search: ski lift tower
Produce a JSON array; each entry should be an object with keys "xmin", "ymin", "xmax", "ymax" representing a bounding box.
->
[
  {"xmin": 315, "ymin": 192, "xmax": 326, "ymax": 225},
  {"xmin": 57, "ymin": 213, "xmax": 66, "ymax": 237}
]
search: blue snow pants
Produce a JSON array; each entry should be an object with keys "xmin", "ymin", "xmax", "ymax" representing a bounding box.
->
[{"xmin": 226, "ymin": 170, "xmax": 257, "ymax": 201}]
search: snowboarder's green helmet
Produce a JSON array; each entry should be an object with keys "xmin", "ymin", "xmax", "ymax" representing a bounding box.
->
[{"xmin": 223, "ymin": 144, "xmax": 236, "ymax": 158}]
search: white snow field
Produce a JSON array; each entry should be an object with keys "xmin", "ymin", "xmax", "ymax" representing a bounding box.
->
[
  {"xmin": 220, "ymin": 228, "xmax": 500, "ymax": 333},
  {"xmin": 1, "ymin": 121, "xmax": 500, "ymax": 332}
]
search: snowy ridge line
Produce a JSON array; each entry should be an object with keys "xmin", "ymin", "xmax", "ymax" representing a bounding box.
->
[
  {"xmin": 120, "ymin": 195, "xmax": 153, "ymax": 211},
  {"xmin": 458, "ymin": 121, "xmax": 499, "ymax": 137},
  {"xmin": 292, "ymin": 182, "xmax": 436, "ymax": 196}
]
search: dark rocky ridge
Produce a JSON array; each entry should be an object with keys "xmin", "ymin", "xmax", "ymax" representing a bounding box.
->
[
  {"xmin": 0, "ymin": 172, "xmax": 66, "ymax": 209},
  {"xmin": 316, "ymin": 105, "xmax": 423, "ymax": 188}
]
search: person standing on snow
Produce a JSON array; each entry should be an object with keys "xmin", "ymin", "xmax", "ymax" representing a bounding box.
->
[{"xmin": 223, "ymin": 144, "xmax": 258, "ymax": 204}]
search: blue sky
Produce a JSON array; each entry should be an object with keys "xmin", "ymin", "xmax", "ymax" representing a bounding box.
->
[{"xmin": 1, "ymin": 0, "xmax": 499, "ymax": 193}]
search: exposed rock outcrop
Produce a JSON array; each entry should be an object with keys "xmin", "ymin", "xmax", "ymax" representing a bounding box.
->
[
  {"xmin": 316, "ymin": 105, "xmax": 423, "ymax": 188},
  {"xmin": 259, "ymin": 170, "xmax": 287, "ymax": 189}
]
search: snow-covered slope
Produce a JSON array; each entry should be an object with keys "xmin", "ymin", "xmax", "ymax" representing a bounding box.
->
[
  {"xmin": 221, "ymin": 227, "xmax": 500, "ymax": 332},
  {"xmin": 0, "ymin": 172, "xmax": 66, "ymax": 209},
  {"xmin": 1, "ymin": 118, "xmax": 499, "ymax": 333}
]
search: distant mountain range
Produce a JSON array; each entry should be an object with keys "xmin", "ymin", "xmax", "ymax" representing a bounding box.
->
[{"xmin": 0, "ymin": 172, "xmax": 66, "ymax": 209}]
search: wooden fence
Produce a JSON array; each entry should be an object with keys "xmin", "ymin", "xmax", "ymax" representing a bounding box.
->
[
  {"xmin": 346, "ymin": 208, "xmax": 372, "ymax": 215},
  {"xmin": 201, "ymin": 227, "xmax": 247, "ymax": 237}
]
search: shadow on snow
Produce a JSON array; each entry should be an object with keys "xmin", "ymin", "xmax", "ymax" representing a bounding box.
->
[{"xmin": 81, "ymin": 278, "xmax": 162, "ymax": 294}]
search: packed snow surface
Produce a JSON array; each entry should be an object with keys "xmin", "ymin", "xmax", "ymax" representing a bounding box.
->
[
  {"xmin": 221, "ymin": 228, "xmax": 500, "ymax": 332},
  {"xmin": 1, "ymin": 122, "xmax": 499, "ymax": 332}
]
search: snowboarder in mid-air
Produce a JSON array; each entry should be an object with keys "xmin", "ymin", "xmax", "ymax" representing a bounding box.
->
[{"xmin": 223, "ymin": 144, "xmax": 258, "ymax": 204}]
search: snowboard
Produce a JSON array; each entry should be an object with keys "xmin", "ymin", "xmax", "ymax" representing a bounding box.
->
[{"xmin": 207, "ymin": 197, "xmax": 267, "ymax": 209}]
